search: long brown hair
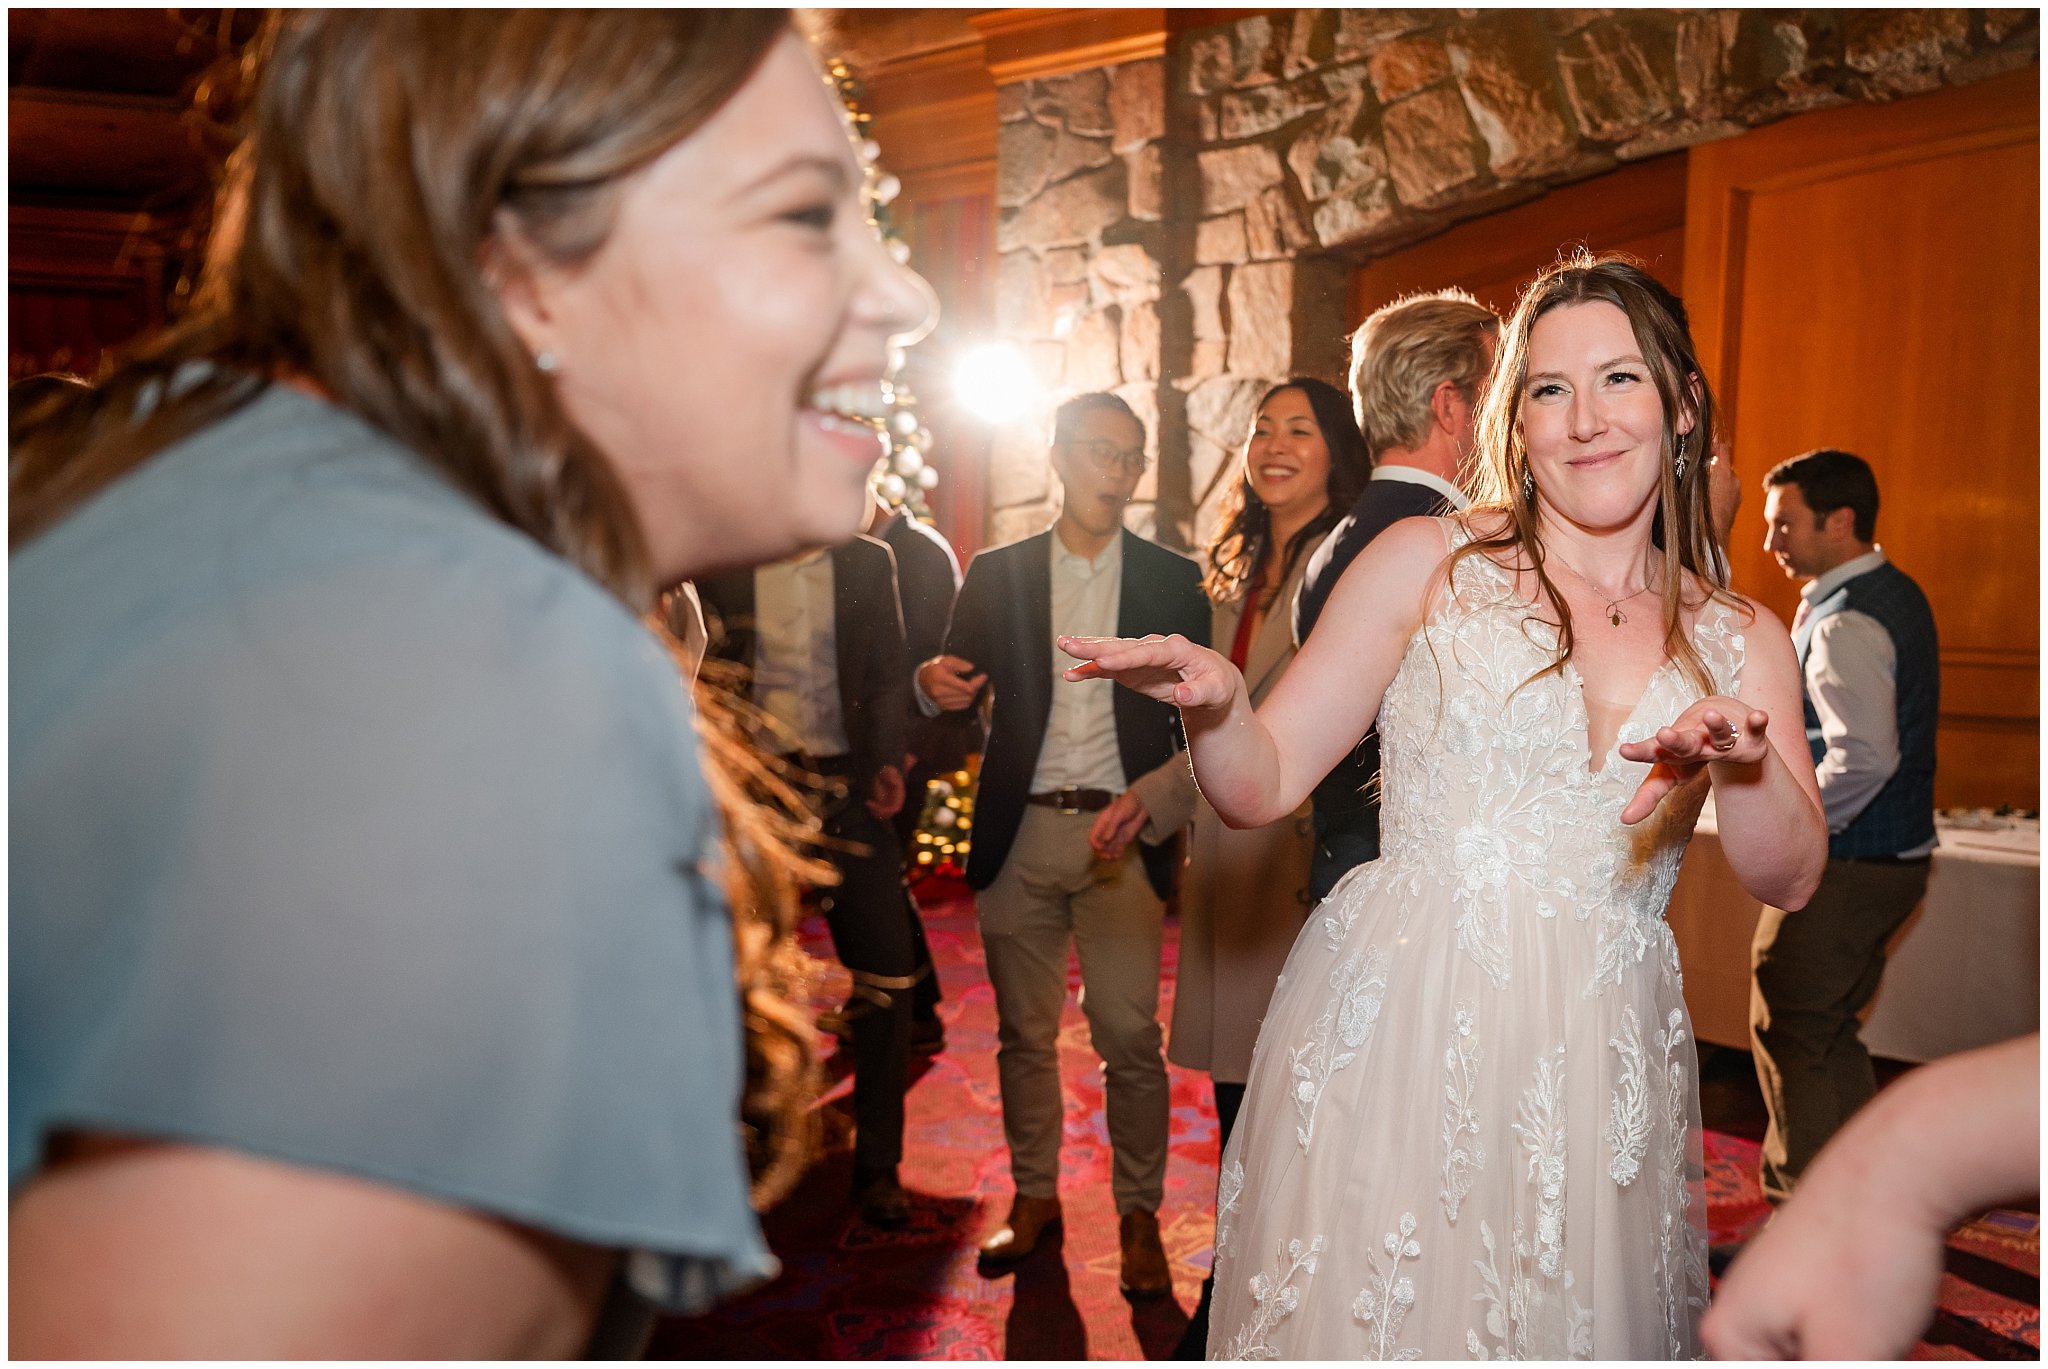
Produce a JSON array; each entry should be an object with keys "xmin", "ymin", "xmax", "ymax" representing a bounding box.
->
[
  {"xmin": 1203, "ymin": 377, "xmax": 1371, "ymax": 604},
  {"xmin": 14, "ymin": 10, "xmax": 828, "ymax": 1203},
  {"xmin": 1460, "ymin": 251, "xmax": 1738, "ymax": 697},
  {"xmin": 682, "ymin": 659, "xmax": 834, "ymax": 1209}
]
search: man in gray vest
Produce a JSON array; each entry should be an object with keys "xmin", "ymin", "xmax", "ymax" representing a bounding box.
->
[{"xmin": 1752, "ymin": 448, "xmax": 1939, "ymax": 1203}]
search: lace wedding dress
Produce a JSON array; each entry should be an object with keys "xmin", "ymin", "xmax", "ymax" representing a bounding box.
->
[{"xmin": 1209, "ymin": 524, "xmax": 1741, "ymax": 1360}]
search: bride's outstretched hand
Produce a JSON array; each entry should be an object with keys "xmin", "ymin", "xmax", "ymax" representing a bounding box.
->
[
  {"xmin": 1618, "ymin": 697, "xmax": 1771, "ymax": 826},
  {"xmin": 1058, "ymin": 633, "xmax": 1238, "ymax": 711}
]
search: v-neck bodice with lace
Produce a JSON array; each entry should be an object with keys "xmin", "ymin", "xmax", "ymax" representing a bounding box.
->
[{"xmin": 1208, "ymin": 521, "xmax": 1746, "ymax": 1361}]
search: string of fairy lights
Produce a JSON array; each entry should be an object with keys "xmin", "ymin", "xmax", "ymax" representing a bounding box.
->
[
  {"xmin": 825, "ymin": 58, "xmax": 941, "ymax": 522},
  {"xmin": 826, "ymin": 58, "xmax": 976, "ymax": 877}
]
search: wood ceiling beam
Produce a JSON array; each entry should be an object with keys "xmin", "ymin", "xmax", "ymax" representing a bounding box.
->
[
  {"xmin": 969, "ymin": 8, "xmax": 1167, "ymax": 85},
  {"xmin": 9, "ymin": 87, "xmax": 210, "ymax": 204}
]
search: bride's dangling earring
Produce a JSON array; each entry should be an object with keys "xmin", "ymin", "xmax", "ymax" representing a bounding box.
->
[
  {"xmin": 1521, "ymin": 466, "xmax": 1535, "ymax": 505},
  {"xmin": 1673, "ymin": 430, "xmax": 1690, "ymax": 481}
]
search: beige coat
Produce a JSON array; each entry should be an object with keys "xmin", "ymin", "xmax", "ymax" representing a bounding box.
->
[{"xmin": 1128, "ymin": 555, "xmax": 1315, "ymax": 1084}]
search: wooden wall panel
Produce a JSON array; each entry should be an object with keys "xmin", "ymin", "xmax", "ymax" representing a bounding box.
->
[
  {"xmin": 897, "ymin": 192, "xmax": 996, "ymax": 562},
  {"xmin": 843, "ymin": 29, "xmax": 999, "ymax": 561},
  {"xmin": 1347, "ymin": 153, "xmax": 1687, "ymax": 329},
  {"xmin": 1684, "ymin": 70, "xmax": 2038, "ymax": 809},
  {"xmin": 859, "ymin": 39, "xmax": 997, "ymax": 207},
  {"xmin": 9, "ymin": 205, "xmax": 171, "ymax": 379}
]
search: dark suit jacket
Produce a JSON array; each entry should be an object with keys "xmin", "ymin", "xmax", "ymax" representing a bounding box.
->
[
  {"xmin": 875, "ymin": 509, "xmax": 961, "ymax": 668},
  {"xmin": 875, "ymin": 509, "xmax": 972, "ymax": 773},
  {"xmin": 1289, "ymin": 474, "xmax": 1451, "ymax": 897},
  {"xmin": 697, "ymin": 535, "xmax": 909, "ymax": 795},
  {"xmin": 942, "ymin": 528, "xmax": 1209, "ymax": 901},
  {"xmin": 1292, "ymin": 474, "xmax": 1451, "ymax": 643}
]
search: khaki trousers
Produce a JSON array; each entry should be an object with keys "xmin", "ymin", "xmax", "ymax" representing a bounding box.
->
[
  {"xmin": 977, "ymin": 804, "xmax": 1169, "ymax": 1214},
  {"xmin": 1749, "ymin": 855, "xmax": 1931, "ymax": 1202}
]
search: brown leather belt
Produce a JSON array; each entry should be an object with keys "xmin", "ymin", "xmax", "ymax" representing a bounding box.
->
[{"xmin": 1027, "ymin": 786, "xmax": 1116, "ymax": 814}]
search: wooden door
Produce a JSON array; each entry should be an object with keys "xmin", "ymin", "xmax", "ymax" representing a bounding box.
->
[{"xmin": 1684, "ymin": 69, "xmax": 2039, "ymax": 809}]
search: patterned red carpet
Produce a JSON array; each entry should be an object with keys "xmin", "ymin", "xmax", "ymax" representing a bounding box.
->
[{"xmin": 649, "ymin": 877, "xmax": 2038, "ymax": 1360}]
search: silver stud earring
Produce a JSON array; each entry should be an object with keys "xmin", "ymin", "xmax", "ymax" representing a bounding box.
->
[
  {"xmin": 1673, "ymin": 430, "xmax": 1690, "ymax": 480},
  {"xmin": 534, "ymin": 350, "xmax": 560, "ymax": 374}
]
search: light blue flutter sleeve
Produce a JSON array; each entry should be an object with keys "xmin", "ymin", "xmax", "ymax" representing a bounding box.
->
[{"xmin": 10, "ymin": 385, "xmax": 776, "ymax": 1312}]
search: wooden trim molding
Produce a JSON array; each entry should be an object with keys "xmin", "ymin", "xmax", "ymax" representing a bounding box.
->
[
  {"xmin": 1943, "ymin": 646, "xmax": 2040, "ymax": 668},
  {"xmin": 970, "ymin": 8, "xmax": 1167, "ymax": 85},
  {"xmin": 861, "ymin": 39, "xmax": 993, "ymax": 109},
  {"xmin": 9, "ymin": 205, "xmax": 170, "ymax": 286}
]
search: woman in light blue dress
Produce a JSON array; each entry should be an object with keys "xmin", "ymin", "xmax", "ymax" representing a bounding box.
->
[{"xmin": 10, "ymin": 10, "xmax": 929, "ymax": 1357}]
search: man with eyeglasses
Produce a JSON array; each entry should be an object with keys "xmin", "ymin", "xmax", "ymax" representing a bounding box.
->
[{"xmin": 916, "ymin": 391, "xmax": 1208, "ymax": 1300}]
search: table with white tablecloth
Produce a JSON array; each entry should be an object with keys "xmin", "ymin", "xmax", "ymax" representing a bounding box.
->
[{"xmin": 1665, "ymin": 805, "xmax": 2040, "ymax": 1063}]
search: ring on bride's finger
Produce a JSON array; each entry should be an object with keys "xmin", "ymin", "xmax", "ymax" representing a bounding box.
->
[{"xmin": 1713, "ymin": 734, "xmax": 1738, "ymax": 751}]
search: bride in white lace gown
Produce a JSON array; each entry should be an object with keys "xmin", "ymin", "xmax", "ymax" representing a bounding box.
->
[{"xmin": 1062, "ymin": 255, "xmax": 1827, "ymax": 1359}]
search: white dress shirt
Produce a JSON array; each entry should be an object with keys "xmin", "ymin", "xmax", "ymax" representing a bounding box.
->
[
  {"xmin": 1031, "ymin": 533, "xmax": 1128, "ymax": 794},
  {"xmin": 753, "ymin": 550, "xmax": 848, "ymax": 757},
  {"xmin": 1799, "ymin": 547, "xmax": 1931, "ymax": 855}
]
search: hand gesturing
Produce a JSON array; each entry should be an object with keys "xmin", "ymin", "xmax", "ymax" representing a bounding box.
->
[
  {"xmin": 1057, "ymin": 633, "xmax": 1237, "ymax": 711},
  {"xmin": 1617, "ymin": 697, "xmax": 1770, "ymax": 825}
]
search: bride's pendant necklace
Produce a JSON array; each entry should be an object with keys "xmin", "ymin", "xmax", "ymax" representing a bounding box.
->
[{"xmin": 1550, "ymin": 551, "xmax": 1653, "ymax": 627}]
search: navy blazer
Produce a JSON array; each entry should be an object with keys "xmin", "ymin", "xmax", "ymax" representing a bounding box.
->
[
  {"xmin": 1290, "ymin": 476, "xmax": 1452, "ymax": 897},
  {"xmin": 1292, "ymin": 475, "xmax": 1450, "ymax": 643},
  {"xmin": 875, "ymin": 509, "xmax": 961, "ymax": 670},
  {"xmin": 942, "ymin": 528, "xmax": 1209, "ymax": 900},
  {"xmin": 697, "ymin": 535, "xmax": 909, "ymax": 794},
  {"xmin": 876, "ymin": 508, "xmax": 973, "ymax": 774}
]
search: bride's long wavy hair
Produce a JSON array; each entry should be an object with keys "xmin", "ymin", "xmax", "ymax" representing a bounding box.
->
[
  {"xmin": 1456, "ymin": 251, "xmax": 1742, "ymax": 698},
  {"xmin": 11, "ymin": 9, "xmax": 826, "ymax": 1206}
]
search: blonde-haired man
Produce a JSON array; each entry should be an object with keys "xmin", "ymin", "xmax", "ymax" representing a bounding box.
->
[{"xmin": 1290, "ymin": 288, "xmax": 1498, "ymax": 897}]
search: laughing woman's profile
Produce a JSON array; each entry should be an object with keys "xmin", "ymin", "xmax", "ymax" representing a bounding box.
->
[{"xmin": 10, "ymin": 10, "xmax": 930, "ymax": 1357}]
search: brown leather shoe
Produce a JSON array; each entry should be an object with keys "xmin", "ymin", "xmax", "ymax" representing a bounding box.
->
[
  {"xmin": 1119, "ymin": 1208, "xmax": 1171, "ymax": 1300},
  {"xmin": 978, "ymin": 1194, "xmax": 1062, "ymax": 1266}
]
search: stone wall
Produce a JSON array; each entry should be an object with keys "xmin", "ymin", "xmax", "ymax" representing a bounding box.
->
[
  {"xmin": 990, "ymin": 9, "xmax": 2039, "ymax": 550},
  {"xmin": 988, "ymin": 58, "xmax": 1172, "ymax": 545}
]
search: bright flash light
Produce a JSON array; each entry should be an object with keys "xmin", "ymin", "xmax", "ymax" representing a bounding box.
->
[{"xmin": 952, "ymin": 343, "xmax": 1039, "ymax": 424}]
